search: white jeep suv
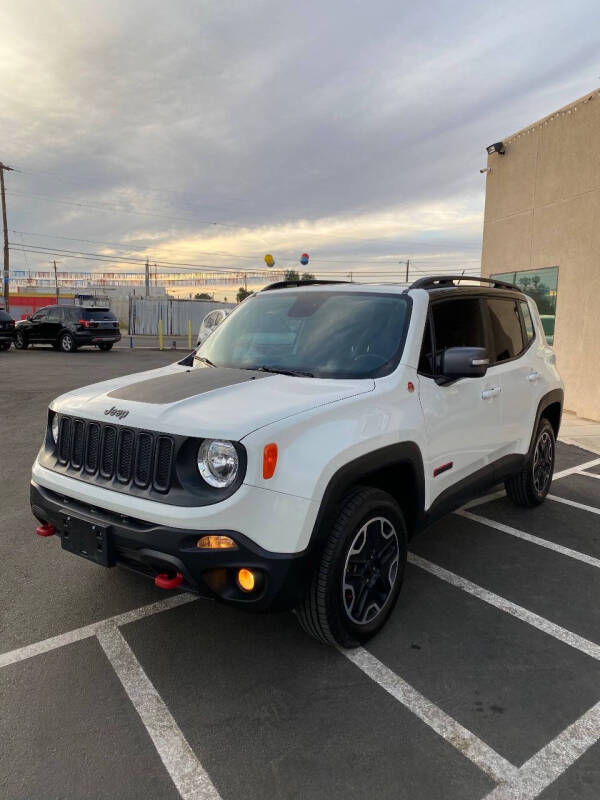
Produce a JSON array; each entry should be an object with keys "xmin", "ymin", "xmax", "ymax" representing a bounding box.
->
[{"xmin": 31, "ymin": 276, "xmax": 563, "ymax": 647}]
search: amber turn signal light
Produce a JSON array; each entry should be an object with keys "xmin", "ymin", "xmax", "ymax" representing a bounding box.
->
[
  {"xmin": 263, "ymin": 443, "xmax": 278, "ymax": 479},
  {"xmin": 196, "ymin": 535, "xmax": 237, "ymax": 550}
]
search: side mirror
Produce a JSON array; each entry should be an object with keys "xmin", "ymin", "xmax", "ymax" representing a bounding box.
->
[{"xmin": 441, "ymin": 347, "xmax": 489, "ymax": 379}]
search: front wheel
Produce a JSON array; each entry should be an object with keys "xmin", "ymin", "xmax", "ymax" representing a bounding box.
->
[
  {"xmin": 14, "ymin": 330, "xmax": 28, "ymax": 349},
  {"xmin": 296, "ymin": 486, "xmax": 407, "ymax": 648},
  {"xmin": 505, "ymin": 418, "xmax": 555, "ymax": 507},
  {"xmin": 59, "ymin": 332, "xmax": 77, "ymax": 353}
]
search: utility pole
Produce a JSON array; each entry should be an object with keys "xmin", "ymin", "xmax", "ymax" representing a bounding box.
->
[
  {"xmin": 399, "ymin": 260, "xmax": 410, "ymax": 282},
  {"xmin": 0, "ymin": 162, "xmax": 14, "ymax": 312},
  {"xmin": 145, "ymin": 257, "xmax": 150, "ymax": 297},
  {"xmin": 53, "ymin": 260, "xmax": 59, "ymax": 304}
]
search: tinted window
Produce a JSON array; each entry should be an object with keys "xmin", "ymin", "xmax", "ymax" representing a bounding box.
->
[
  {"xmin": 431, "ymin": 298, "xmax": 486, "ymax": 368},
  {"xmin": 31, "ymin": 309, "xmax": 48, "ymax": 321},
  {"xmin": 520, "ymin": 301, "xmax": 535, "ymax": 343},
  {"xmin": 47, "ymin": 307, "xmax": 63, "ymax": 321},
  {"xmin": 487, "ymin": 298, "xmax": 524, "ymax": 362},
  {"xmin": 196, "ymin": 291, "xmax": 411, "ymax": 379},
  {"xmin": 82, "ymin": 308, "xmax": 116, "ymax": 320}
]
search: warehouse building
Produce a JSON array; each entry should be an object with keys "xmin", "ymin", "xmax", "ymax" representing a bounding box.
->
[{"xmin": 481, "ymin": 89, "xmax": 600, "ymax": 421}]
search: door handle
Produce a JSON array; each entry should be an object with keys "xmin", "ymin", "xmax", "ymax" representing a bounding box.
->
[
  {"xmin": 527, "ymin": 371, "xmax": 541, "ymax": 382},
  {"xmin": 481, "ymin": 386, "xmax": 501, "ymax": 399}
]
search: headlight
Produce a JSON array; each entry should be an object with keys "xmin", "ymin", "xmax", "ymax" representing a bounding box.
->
[
  {"xmin": 51, "ymin": 415, "xmax": 59, "ymax": 444},
  {"xmin": 197, "ymin": 439, "xmax": 238, "ymax": 488}
]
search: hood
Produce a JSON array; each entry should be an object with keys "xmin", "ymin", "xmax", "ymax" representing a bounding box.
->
[{"xmin": 50, "ymin": 362, "xmax": 375, "ymax": 439}]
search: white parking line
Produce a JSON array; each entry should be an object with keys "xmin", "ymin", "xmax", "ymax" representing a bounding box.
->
[
  {"xmin": 579, "ymin": 470, "xmax": 600, "ymax": 480},
  {"xmin": 408, "ymin": 554, "xmax": 600, "ymax": 661},
  {"xmin": 547, "ymin": 494, "xmax": 600, "ymax": 516},
  {"xmin": 553, "ymin": 457, "xmax": 600, "ymax": 479},
  {"xmin": 483, "ymin": 699, "xmax": 600, "ymax": 800},
  {"xmin": 461, "ymin": 456, "xmax": 600, "ymax": 512},
  {"xmin": 457, "ymin": 510, "xmax": 600, "ymax": 570},
  {"xmin": 97, "ymin": 626, "xmax": 221, "ymax": 800},
  {"xmin": 0, "ymin": 594, "xmax": 196, "ymax": 669},
  {"xmin": 344, "ymin": 647, "xmax": 518, "ymax": 784}
]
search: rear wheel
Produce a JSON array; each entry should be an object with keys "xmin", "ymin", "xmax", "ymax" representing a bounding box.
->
[
  {"xmin": 14, "ymin": 330, "xmax": 28, "ymax": 349},
  {"xmin": 505, "ymin": 418, "xmax": 555, "ymax": 507},
  {"xmin": 97, "ymin": 343, "xmax": 113, "ymax": 351},
  {"xmin": 59, "ymin": 332, "xmax": 77, "ymax": 353},
  {"xmin": 296, "ymin": 486, "xmax": 407, "ymax": 648}
]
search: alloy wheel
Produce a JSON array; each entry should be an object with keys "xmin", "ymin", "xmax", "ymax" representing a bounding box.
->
[
  {"xmin": 61, "ymin": 334, "xmax": 73, "ymax": 352},
  {"xmin": 533, "ymin": 430, "xmax": 553, "ymax": 495},
  {"xmin": 342, "ymin": 516, "xmax": 400, "ymax": 625}
]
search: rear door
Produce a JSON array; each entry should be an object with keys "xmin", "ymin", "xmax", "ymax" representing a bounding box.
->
[
  {"xmin": 417, "ymin": 295, "xmax": 503, "ymax": 506},
  {"xmin": 483, "ymin": 296, "xmax": 536, "ymax": 456}
]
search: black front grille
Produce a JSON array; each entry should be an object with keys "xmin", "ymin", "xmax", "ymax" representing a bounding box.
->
[{"xmin": 57, "ymin": 416, "xmax": 174, "ymax": 493}]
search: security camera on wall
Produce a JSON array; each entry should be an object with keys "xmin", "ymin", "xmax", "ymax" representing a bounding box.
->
[{"xmin": 480, "ymin": 167, "xmax": 491, "ymax": 174}]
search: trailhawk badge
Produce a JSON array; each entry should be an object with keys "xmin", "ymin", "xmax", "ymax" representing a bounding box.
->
[{"xmin": 104, "ymin": 406, "xmax": 129, "ymax": 420}]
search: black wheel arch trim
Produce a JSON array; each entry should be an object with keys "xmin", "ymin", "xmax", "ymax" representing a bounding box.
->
[
  {"xmin": 528, "ymin": 388, "xmax": 563, "ymax": 456},
  {"xmin": 310, "ymin": 442, "xmax": 426, "ymax": 545}
]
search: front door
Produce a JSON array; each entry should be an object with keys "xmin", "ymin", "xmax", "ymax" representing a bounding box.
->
[
  {"xmin": 45, "ymin": 307, "xmax": 64, "ymax": 343},
  {"xmin": 417, "ymin": 295, "xmax": 502, "ymax": 508}
]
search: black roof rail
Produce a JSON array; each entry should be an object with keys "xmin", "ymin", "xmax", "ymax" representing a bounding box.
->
[
  {"xmin": 261, "ymin": 279, "xmax": 351, "ymax": 291},
  {"xmin": 409, "ymin": 275, "xmax": 518, "ymax": 291}
]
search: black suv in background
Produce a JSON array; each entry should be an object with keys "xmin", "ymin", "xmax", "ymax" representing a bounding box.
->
[
  {"xmin": 15, "ymin": 305, "xmax": 121, "ymax": 352},
  {"xmin": 0, "ymin": 308, "xmax": 16, "ymax": 351}
]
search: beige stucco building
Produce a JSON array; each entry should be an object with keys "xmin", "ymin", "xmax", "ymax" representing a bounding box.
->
[{"xmin": 481, "ymin": 89, "xmax": 600, "ymax": 421}]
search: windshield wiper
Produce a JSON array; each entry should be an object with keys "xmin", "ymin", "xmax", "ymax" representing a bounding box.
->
[
  {"xmin": 252, "ymin": 365, "xmax": 314, "ymax": 378},
  {"xmin": 195, "ymin": 356, "xmax": 217, "ymax": 367}
]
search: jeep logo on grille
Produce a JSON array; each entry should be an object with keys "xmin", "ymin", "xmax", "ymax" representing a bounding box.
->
[{"xmin": 104, "ymin": 406, "xmax": 129, "ymax": 420}]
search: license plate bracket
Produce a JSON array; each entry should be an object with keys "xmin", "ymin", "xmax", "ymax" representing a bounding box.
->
[{"xmin": 61, "ymin": 515, "xmax": 115, "ymax": 567}]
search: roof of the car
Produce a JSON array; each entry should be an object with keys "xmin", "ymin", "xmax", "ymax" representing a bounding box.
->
[{"xmin": 258, "ymin": 278, "xmax": 526, "ymax": 300}]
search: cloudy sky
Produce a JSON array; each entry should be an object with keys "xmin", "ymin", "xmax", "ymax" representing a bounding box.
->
[{"xmin": 1, "ymin": 0, "xmax": 598, "ymax": 295}]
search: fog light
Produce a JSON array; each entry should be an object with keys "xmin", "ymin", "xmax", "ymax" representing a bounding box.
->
[
  {"xmin": 237, "ymin": 568, "xmax": 256, "ymax": 592},
  {"xmin": 196, "ymin": 535, "xmax": 237, "ymax": 550}
]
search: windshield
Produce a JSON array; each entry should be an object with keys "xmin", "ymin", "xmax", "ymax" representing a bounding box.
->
[{"xmin": 193, "ymin": 290, "xmax": 411, "ymax": 379}]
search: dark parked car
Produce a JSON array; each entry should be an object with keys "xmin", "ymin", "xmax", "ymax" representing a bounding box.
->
[
  {"xmin": 15, "ymin": 305, "xmax": 121, "ymax": 352},
  {"xmin": 0, "ymin": 308, "xmax": 16, "ymax": 351}
]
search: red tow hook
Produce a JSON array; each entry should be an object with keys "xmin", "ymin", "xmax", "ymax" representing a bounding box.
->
[
  {"xmin": 36, "ymin": 523, "xmax": 56, "ymax": 537},
  {"xmin": 154, "ymin": 572, "xmax": 184, "ymax": 590}
]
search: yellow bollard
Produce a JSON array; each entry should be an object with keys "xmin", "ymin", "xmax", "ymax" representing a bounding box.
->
[
  {"xmin": 188, "ymin": 319, "xmax": 192, "ymax": 350},
  {"xmin": 158, "ymin": 318, "xmax": 164, "ymax": 351}
]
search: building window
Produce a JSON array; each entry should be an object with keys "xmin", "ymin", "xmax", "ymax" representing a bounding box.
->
[{"xmin": 491, "ymin": 266, "xmax": 558, "ymax": 345}]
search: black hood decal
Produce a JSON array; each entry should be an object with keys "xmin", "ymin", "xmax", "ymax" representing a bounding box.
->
[{"xmin": 107, "ymin": 366, "xmax": 273, "ymax": 404}]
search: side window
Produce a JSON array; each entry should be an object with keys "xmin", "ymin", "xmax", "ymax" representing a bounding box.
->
[
  {"xmin": 486, "ymin": 298, "xmax": 524, "ymax": 362},
  {"xmin": 47, "ymin": 307, "xmax": 63, "ymax": 321},
  {"xmin": 431, "ymin": 298, "xmax": 486, "ymax": 371},
  {"xmin": 418, "ymin": 315, "xmax": 435, "ymax": 376},
  {"xmin": 519, "ymin": 301, "xmax": 535, "ymax": 344},
  {"xmin": 32, "ymin": 309, "xmax": 47, "ymax": 321}
]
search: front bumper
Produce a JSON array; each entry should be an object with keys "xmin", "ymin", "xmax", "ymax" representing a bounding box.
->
[{"xmin": 31, "ymin": 481, "xmax": 314, "ymax": 611}]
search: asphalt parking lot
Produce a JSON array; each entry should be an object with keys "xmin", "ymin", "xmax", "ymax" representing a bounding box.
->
[{"xmin": 1, "ymin": 346, "xmax": 599, "ymax": 800}]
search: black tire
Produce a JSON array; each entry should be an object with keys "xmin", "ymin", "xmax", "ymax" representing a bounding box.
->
[
  {"xmin": 296, "ymin": 486, "xmax": 407, "ymax": 648},
  {"xmin": 14, "ymin": 330, "xmax": 28, "ymax": 349},
  {"xmin": 97, "ymin": 343, "xmax": 113, "ymax": 351},
  {"xmin": 0, "ymin": 341, "xmax": 11, "ymax": 351},
  {"xmin": 505, "ymin": 418, "xmax": 555, "ymax": 507},
  {"xmin": 59, "ymin": 332, "xmax": 77, "ymax": 353}
]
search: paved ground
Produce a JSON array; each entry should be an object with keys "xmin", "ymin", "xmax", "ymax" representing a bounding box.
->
[{"xmin": 1, "ymin": 347, "xmax": 599, "ymax": 800}]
